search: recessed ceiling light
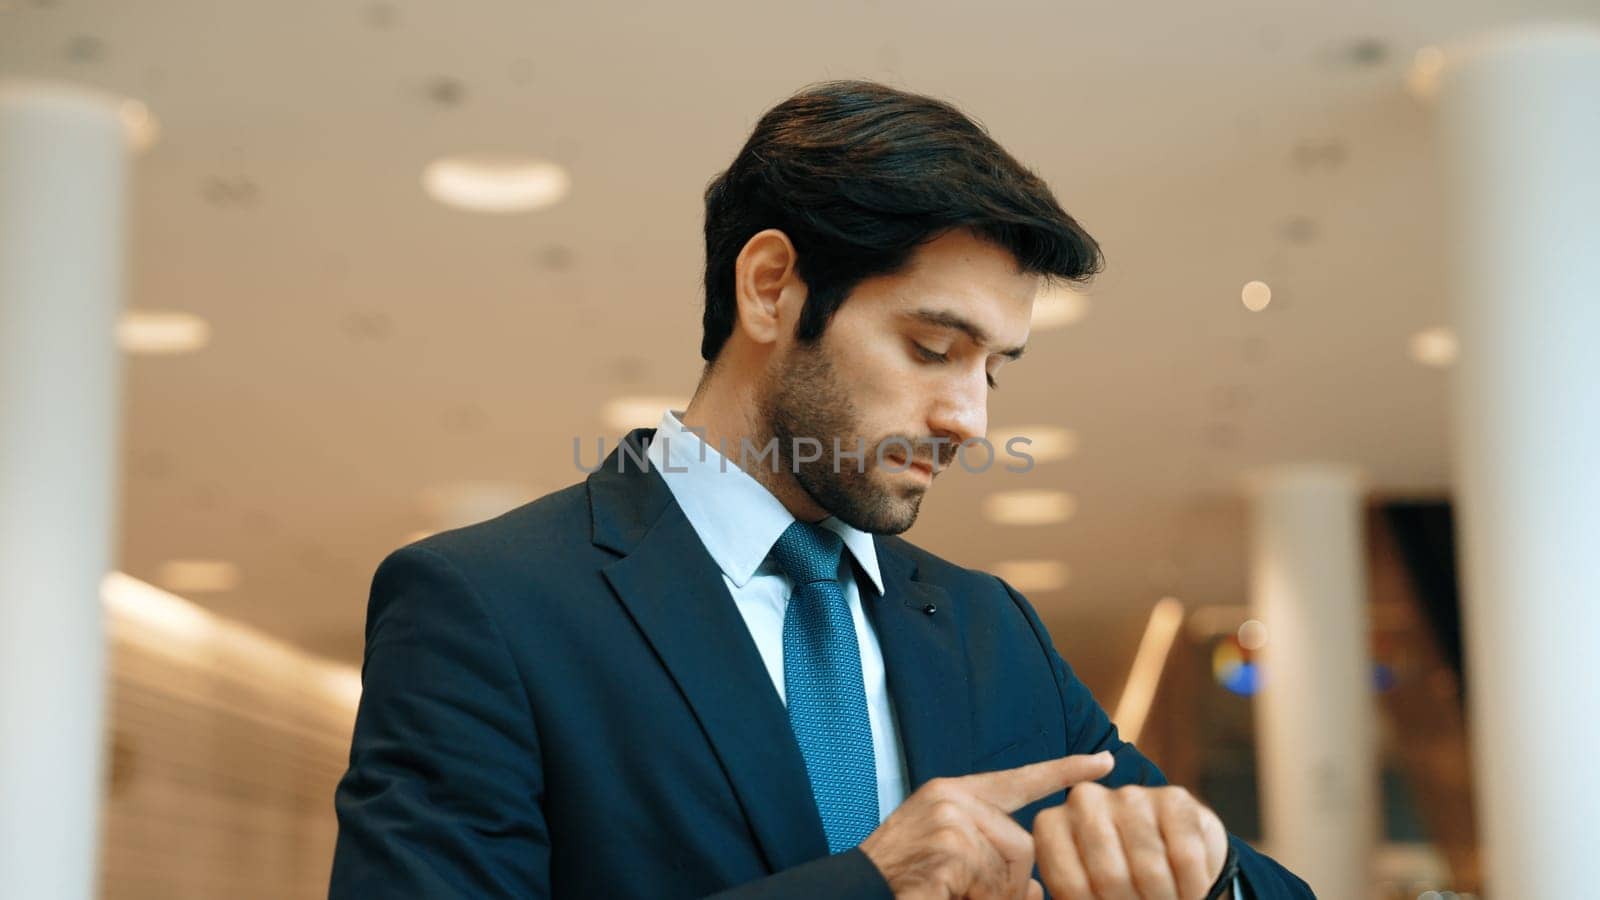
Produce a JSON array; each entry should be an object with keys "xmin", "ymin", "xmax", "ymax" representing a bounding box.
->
[
  {"xmin": 982, "ymin": 489, "xmax": 1076, "ymax": 526},
  {"xmin": 118, "ymin": 310, "xmax": 210, "ymax": 355},
  {"xmin": 1241, "ymin": 280, "xmax": 1272, "ymax": 312},
  {"xmin": 119, "ymin": 98, "xmax": 159, "ymax": 152},
  {"xmin": 157, "ymin": 559, "xmax": 240, "ymax": 594},
  {"xmin": 1409, "ymin": 326, "xmax": 1459, "ymax": 367},
  {"xmin": 992, "ymin": 559, "xmax": 1070, "ymax": 592},
  {"xmin": 987, "ymin": 425, "xmax": 1078, "ymax": 463},
  {"xmin": 422, "ymin": 154, "xmax": 569, "ymax": 213},
  {"xmin": 1407, "ymin": 46, "xmax": 1446, "ymax": 102},
  {"xmin": 602, "ymin": 395, "xmax": 686, "ymax": 433},
  {"xmin": 1032, "ymin": 282, "xmax": 1090, "ymax": 330}
]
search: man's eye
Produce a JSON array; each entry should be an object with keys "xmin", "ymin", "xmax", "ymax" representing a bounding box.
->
[{"xmin": 913, "ymin": 344, "xmax": 948, "ymax": 363}]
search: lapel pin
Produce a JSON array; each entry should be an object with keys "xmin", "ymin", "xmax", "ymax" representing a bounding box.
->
[{"xmin": 922, "ymin": 603, "xmax": 937, "ymax": 615}]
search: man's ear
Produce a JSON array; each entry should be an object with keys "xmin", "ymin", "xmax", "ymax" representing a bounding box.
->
[{"xmin": 732, "ymin": 228, "xmax": 805, "ymax": 348}]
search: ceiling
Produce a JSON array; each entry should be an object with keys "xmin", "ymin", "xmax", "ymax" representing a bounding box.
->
[{"xmin": 4, "ymin": 0, "xmax": 1590, "ymax": 696}]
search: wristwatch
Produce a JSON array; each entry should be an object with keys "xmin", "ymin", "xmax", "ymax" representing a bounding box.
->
[{"xmin": 1203, "ymin": 841, "xmax": 1242, "ymax": 900}]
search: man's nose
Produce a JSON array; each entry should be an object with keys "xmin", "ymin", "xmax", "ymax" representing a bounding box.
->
[{"xmin": 927, "ymin": 371, "xmax": 988, "ymax": 453}]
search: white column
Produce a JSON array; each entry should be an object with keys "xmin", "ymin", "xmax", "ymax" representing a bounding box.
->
[
  {"xmin": 1246, "ymin": 464, "xmax": 1376, "ymax": 899},
  {"xmin": 0, "ymin": 81, "xmax": 129, "ymax": 900},
  {"xmin": 1435, "ymin": 26, "xmax": 1600, "ymax": 898}
]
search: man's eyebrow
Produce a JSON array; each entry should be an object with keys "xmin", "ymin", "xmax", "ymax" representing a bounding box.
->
[{"xmin": 904, "ymin": 308, "xmax": 1027, "ymax": 359}]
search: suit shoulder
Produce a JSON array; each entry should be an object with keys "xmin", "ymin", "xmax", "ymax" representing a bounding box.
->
[{"xmin": 398, "ymin": 480, "xmax": 600, "ymax": 579}]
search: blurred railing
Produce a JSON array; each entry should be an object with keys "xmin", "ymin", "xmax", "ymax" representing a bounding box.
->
[{"xmin": 99, "ymin": 575, "xmax": 358, "ymax": 900}]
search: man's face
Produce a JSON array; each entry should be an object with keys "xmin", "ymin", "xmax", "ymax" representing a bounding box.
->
[{"xmin": 763, "ymin": 229, "xmax": 1038, "ymax": 535}]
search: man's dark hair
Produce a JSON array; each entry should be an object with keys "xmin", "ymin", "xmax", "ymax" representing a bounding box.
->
[{"xmin": 699, "ymin": 80, "xmax": 1102, "ymax": 363}]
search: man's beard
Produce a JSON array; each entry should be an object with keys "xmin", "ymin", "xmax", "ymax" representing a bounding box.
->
[{"xmin": 762, "ymin": 340, "xmax": 929, "ymax": 536}]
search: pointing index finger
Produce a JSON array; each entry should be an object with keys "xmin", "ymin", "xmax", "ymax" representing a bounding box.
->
[{"xmin": 962, "ymin": 751, "xmax": 1115, "ymax": 812}]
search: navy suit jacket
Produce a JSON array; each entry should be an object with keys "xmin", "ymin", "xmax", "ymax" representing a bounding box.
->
[{"xmin": 331, "ymin": 428, "xmax": 1313, "ymax": 898}]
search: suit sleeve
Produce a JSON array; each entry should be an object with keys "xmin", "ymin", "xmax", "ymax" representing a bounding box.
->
[
  {"xmin": 701, "ymin": 850, "xmax": 894, "ymax": 900},
  {"xmin": 330, "ymin": 545, "xmax": 551, "ymax": 898},
  {"xmin": 998, "ymin": 580, "xmax": 1317, "ymax": 900}
]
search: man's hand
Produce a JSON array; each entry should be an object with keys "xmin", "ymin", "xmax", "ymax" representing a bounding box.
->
[
  {"xmin": 1033, "ymin": 783, "xmax": 1230, "ymax": 900},
  {"xmin": 859, "ymin": 752, "xmax": 1115, "ymax": 900}
]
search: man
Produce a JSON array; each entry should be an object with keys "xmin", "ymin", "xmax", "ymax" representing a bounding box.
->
[{"xmin": 331, "ymin": 81, "xmax": 1314, "ymax": 899}]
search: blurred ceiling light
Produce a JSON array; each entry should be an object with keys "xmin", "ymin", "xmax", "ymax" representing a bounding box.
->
[
  {"xmin": 117, "ymin": 310, "xmax": 210, "ymax": 355},
  {"xmin": 988, "ymin": 425, "xmax": 1078, "ymax": 463},
  {"xmin": 157, "ymin": 559, "xmax": 240, "ymax": 593},
  {"xmin": 423, "ymin": 154, "xmax": 569, "ymax": 213},
  {"xmin": 119, "ymin": 99, "xmax": 159, "ymax": 153},
  {"xmin": 1032, "ymin": 282, "xmax": 1090, "ymax": 330},
  {"xmin": 1113, "ymin": 596, "xmax": 1185, "ymax": 744},
  {"xmin": 1238, "ymin": 618, "xmax": 1269, "ymax": 650},
  {"xmin": 1407, "ymin": 46, "xmax": 1446, "ymax": 102},
  {"xmin": 603, "ymin": 395, "xmax": 686, "ymax": 433},
  {"xmin": 991, "ymin": 559, "xmax": 1070, "ymax": 592},
  {"xmin": 1241, "ymin": 280, "xmax": 1273, "ymax": 312},
  {"xmin": 982, "ymin": 489, "xmax": 1076, "ymax": 526},
  {"xmin": 1409, "ymin": 326, "xmax": 1459, "ymax": 367}
]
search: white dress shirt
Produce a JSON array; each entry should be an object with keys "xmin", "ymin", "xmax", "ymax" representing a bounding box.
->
[{"xmin": 644, "ymin": 411, "xmax": 910, "ymax": 822}]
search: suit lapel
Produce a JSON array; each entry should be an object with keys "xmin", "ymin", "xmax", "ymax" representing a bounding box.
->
[
  {"xmin": 865, "ymin": 541, "xmax": 974, "ymax": 789},
  {"xmin": 588, "ymin": 431, "xmax": 977, "ymax": 867},
  {"xmin": 591, "ymin": 430, "xmax": 829, "ymax": 873}
]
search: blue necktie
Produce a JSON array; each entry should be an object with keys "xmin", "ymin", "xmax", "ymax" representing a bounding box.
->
[{"xmin": 769, "ymin": 520, "xmax": 879, "ymax": 854}]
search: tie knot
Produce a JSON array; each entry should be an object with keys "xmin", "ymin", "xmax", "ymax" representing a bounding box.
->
[{"xmin": 769, "ymin": 520, "xmax": 845, "ymax": 586}]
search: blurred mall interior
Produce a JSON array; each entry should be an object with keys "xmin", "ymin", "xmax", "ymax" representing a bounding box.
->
[{"xmin": 2, "ymin": 2, "xmax": 1598, "ymax": 898}]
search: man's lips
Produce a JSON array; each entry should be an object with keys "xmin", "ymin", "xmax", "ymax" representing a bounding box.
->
[{"xmin": 887, "ymin": 454, "xmax": 937, "ymax": 479}]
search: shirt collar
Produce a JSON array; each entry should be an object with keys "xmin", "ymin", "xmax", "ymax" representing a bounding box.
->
[{"xmin": 645, "ymin": 410, "xmax": 885, "ymax": 595}]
